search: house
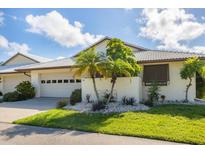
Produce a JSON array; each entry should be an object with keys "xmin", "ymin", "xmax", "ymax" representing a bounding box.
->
[{"xmin": 0, "ymin": 37, "xmax": 205, "ymax": 102}]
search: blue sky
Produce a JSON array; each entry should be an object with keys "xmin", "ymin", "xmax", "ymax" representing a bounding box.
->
[{"xmin": 0, "ymin": 8, "xmax": 205, "ymax": 62}]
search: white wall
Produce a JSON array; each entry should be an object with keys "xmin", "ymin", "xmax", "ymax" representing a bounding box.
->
[
  {"xmin": 82, "ymin": 77, "xmax": 142, "ymax": 102},
  {"xmin": 4, "ymin": 55, "xmax": 36, "ymax": 66},
  {"xmin": 2, "ymin": 74, "xmax": 31, "ymax": 94},
  {"xmin": 0, "ymin": 76, "xmax": 2, "ymax": 93},
  {"xmin": 140, "ymin": 61, "xmax": 196, "ymax": 101}
]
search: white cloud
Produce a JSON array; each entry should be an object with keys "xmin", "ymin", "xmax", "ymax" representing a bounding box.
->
[
  {"xmin": 139, "ymin": 9, "xmax": 205, "ymax": 53},
  {"xmin": 56, "ymin": 56, "xmax": 66, "ymax": 60},
  {"xmin": 0, "ymin": 35, "xmax": 30, "ymax": 55},
  {"xmin": 0, "ymin": 11, "xmax": 4, "ymax": 26},
  {"xmin": 25, "ymin": 10, "xmax": 104, "ymax": 48}
]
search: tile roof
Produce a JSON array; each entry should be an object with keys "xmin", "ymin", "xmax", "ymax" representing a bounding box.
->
[
  {"xmin": 15, "ymin": 58, "xmax": 76, "ymax": 71},
  {"xmin": 22, "ymin": 52, "xmax": 52, "ymax": 63},
  {"xmin": 135, "ymin": 50, "xmax": 205, "ymax": 63},
  {"xmin": 2, "ymin": 52, "xmax": 51, "ymax": 65}
]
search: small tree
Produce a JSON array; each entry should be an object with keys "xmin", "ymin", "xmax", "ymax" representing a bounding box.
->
[
  {"xmin": 148, "ymin": 82, "xmax": 160, "ymax": 103},
  {"xmin": 75, "ymin": 47, "xmax": 101, "ymax": 102},
  {"xmin": 102, "ymin": 38, "xmax": 142, "ymax": 103},
  {"xmin": 180, "ymin": 57, "xmax": 205, "ymax": 102}
]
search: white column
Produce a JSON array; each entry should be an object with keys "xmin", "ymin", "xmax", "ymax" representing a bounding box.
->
[{"xmin": 31, "ymin": 71, "xmax": 41, "ymax": 97}]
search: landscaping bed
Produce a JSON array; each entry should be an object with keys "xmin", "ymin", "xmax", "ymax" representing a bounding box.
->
[
  {"xmin": 65, "ymin": 101, "xmax": 149, "ymax": 113},
  {"xmin": 14, "ymin": 104, "xmax": 205, "ymax": 144}
]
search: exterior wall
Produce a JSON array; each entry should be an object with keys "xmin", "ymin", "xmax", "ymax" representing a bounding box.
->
[
  {"xmin": 0, "ymin": 76, "xmax": 2, "ymax": 93},
  {"xmin": 31, "ymin": 68, "xmax": 81, "ymax": 98},
  {"xmin": 31, "ymin": 71, "xmax": 41, "ymax": 97},
  {"xmin": 1, "ymin": 73, "xmax": 31, "ymax": 94},
  {"xmin": 82, "ymin": 77, "xmax": 142, "ymax": 102},
  {"xmin": 140, "ymin": 61, "xmax": 196, "ymax": 101},
  {"xmin": 4, "ymin": 55, "xmax": 36, "ymax": 66},
  {"xmin": 94, "ymin": 40, "xmax": 140, "ymax": 55}
]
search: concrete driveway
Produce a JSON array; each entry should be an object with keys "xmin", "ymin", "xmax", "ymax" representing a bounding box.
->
[{"xmin": 0, "ymin": 98, "xmax": 61, "ymax": 123}]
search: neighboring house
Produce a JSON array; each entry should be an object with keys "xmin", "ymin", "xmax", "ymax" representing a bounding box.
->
[{"xmin": 0, "ymin": 37, "xmax": 205, "ymax": 102}]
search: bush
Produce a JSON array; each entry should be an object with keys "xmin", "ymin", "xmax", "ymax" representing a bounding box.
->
[
  {"xmin": 86, "ymin": 94, "xmax": 91, "ymax": 103},
  {"xmin": 103, "ymin": 91, "xmax": 115, "ymax": 102},
  {"xmin": 148, "ymin": 82, "xmax": 160, "ymax": 103},
  {"xmin": 0, "ymin": 91, "xmax": 2, "ymax": 96},
  {"xmin": 161, "ymin": 95, "xmax": 166, "ymax": 102},
  {"xmin": 56, "ymin": 99, "xmax": 68, "ymax": 109},
  {"xmin": 15, "ymin": 81, "xmax": 35, "ymax": 100},
  {"xmin": 122, "ymin": 96, "xmax": 136, "ymax": 105},
  {"xmin": 70, "ymin": 89, "xmax": 82, "ymax": 105},
  {"xmin": 92, "ymin": 100, "xmax": 106, "ymax": 111},
  {"xmin": 142, "ymin": 100, "xmax": 153, "ymax": 107},
  {"xmin": 3, "ymin": 91, "xmax": 20, "ymax": 102}
]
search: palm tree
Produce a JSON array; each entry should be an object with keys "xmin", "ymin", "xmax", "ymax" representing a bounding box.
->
[
  {"xmin": 102, "ymin": 38, "xmax": 142, "ymax": 103},
  {"xmin": 75, "ymin": 47, "xmax": 101, "ymax": 102},
  {"xmin": 101, "ymin": 57, "xmax": 135, "ymax": 104}
]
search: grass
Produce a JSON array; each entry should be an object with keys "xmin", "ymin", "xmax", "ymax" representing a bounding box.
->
[{"xmin": 14, "ymin": 104, "xmax": 205, "ymax": 144}]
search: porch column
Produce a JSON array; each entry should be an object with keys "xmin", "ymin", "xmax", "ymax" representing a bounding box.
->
[{"xmin": 31, "ymin": 71, "xmax": 41, "ymax": 97}]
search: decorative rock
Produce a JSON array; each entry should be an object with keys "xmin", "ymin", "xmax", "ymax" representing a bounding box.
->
[{"xmin": 65, "ymin": 101, "xmax": 150, "ymax": 113}]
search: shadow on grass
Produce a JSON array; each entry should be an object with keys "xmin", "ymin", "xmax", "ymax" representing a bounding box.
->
[{"xmin": 11, "ymin": 111, "xmax": 122, "ymax": 138}]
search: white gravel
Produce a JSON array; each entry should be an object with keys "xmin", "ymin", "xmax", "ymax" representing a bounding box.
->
[{"xmin": 65, "ymin": 102, "xmax": 149, "ymax": 113}]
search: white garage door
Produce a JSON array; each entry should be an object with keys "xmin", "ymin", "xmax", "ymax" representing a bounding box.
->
[
  {"xmin": 40, "ymin": 73, "xmax": 81, "ymax": 97},
  {"xmin": 3, "ymin": 74, "xmax": 30, "ymax": 94}
]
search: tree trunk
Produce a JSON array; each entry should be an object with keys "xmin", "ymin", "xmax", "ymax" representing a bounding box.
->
[
  {"xmin": 91, "ymin": 76, "xmax": 100, "ymax": 102},
  {"xmin": 185, "ymin": 77, "xmax": 192, "ymax": 102},
  {"xmin": 106, "ymin": 76, "xmax": 117, "ymax": 104}
]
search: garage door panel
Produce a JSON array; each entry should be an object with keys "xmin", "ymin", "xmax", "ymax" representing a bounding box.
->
[{"xmin": 40, "ymin": 73, "xmax": 81, "ymax": 97}]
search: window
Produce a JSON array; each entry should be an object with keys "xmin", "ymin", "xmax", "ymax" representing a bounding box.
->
[
  {"xmin": 58, "ymin": 80, "xmax": 62, "ymax": 83},
  {"xmin": 64, "ymin": 79, "xmax": 69, "ymax": 83},
  {"xmin": 76, "ymin": 79, "xmax": 81, "ymax": 83},
  {"xmin": 52, "ymin": 80, "xmax": 56, "ymax": 83},
  {"xmin": 143, "ymin": 64, "xmax": 169, "ymax": 86},
  {"xmin": 41, "ymin": 80, "xmax": 45, "ymax": 84},
  {"xmin": 70, "ymin": 79, "xmax": 75, "ymax": 83},
  {"xmin": 47, "ymin": 80, "xmax": 51, "ymax": 84}
]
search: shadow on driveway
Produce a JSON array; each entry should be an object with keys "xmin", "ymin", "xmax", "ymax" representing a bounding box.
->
[
  {"xmin": 0, "ymin": 98, "xmax": 63, "ymax": 111},
  {"xmin": 0, "ymin": 123, "xmax": 95, "ymax": 139}
]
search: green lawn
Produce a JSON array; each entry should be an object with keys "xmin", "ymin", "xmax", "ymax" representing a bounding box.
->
[{"xmin": 14, "ymin": 104, "xmax": 205, "ymax": 144}]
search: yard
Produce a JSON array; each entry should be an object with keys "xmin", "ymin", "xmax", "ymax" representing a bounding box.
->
[{"xmin": 14, "ymin": 104, "xmax": 205, "ymax": 144}]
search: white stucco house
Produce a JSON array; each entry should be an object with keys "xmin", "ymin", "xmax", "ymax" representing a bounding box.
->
[{"xmin": 0, "ymin": 37, "xmax": 205, "ymax": 102}]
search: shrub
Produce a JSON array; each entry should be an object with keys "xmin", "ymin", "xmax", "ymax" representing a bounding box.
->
[
  {"xmin": 142, "ymin": 100, "xmax": 153, "ymax": 107},
  {"xmin": 148, "ymin": 82, "xmax": 160, "ymax": 103},
  {"xmin": 0, "ymin": 91, "xmax": 3, "ymax": 96},
  {"xmin": 122, "ymin": 96, "xmax": 136, "ymax": 105},
  {"xmin": 86, "ymin": 94, "xmax": 91, "ymax": 103},
  {"xmin": 70, "ymin": 89, "xmax": 81, "ymax": 105},
  {"xmin": 15, "ymin": 81, "xmax": 35, "ymax": 100},
  {"xmin": 3, "ymin": 91, "xmax": 20, "ymax": 102},
  {"xmin": 56, "ymin": 99, "xmax": 68, "ymax": 109},
  {"xmin": 103, "ymin": 91, "xmax": 115, "ymax": 102},
  {"xmin": 161, "ymin": 95, "xmax": 166, "ymax": 102},
  {"xmin": 92, "ymin": 100, "xmax": 106, "ymax": 111}
]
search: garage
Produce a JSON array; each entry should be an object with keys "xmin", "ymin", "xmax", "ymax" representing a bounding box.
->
[
  {"xmin": 3, "ymin": 74, "xmax": 30, "ymax": 94},
  {"xmin": 40, "ymin": 72, "xmax": 81, "ymax": 97}
]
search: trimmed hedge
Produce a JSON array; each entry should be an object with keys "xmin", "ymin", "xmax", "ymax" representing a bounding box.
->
[{"xmin": 3, "ymin": 91, "xmax": 20, "ymax": 102}]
